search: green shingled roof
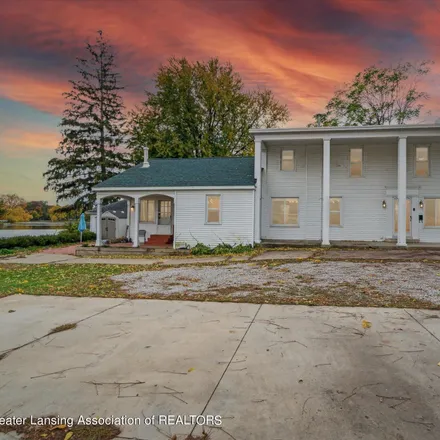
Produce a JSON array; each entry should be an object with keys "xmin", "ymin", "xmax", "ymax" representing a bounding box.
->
[{"xmin": 94, "ymin": 157, "xmax": 255, "ymax": 189}]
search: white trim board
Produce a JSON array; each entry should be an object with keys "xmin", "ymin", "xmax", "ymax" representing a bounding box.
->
[{"xmin": 93, "ymin": 186, "xmax": 256, "ymax": 192}]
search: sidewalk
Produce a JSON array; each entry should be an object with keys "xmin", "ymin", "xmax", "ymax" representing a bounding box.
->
[{"xmin": 1, "ymin": 248, "xmax": 440, "ymax": 265}]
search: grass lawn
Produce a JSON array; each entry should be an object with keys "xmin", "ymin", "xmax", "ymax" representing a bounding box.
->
[
  {"xmin": 0, "ymin": 262, "xmax": 439, "ymax": 310},
  {"xmin": 0, "ymin": 264, "xmax": 145, "ymax": 298},
  {"xmin": 0, "ymin": 246, "xmax": 48, "ymax": 258}
]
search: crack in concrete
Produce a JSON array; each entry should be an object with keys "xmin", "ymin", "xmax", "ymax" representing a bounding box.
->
[
  {"xmin": 189, "ymin": 303, "xmax": 263, "ymax": 436},
  {"xmin": 0, "ymin": 300, "xmax": 128, "ymax": 360},
  {"xmin": 405, "ymin": 309, "xmax": 440, "ymax": 344}
]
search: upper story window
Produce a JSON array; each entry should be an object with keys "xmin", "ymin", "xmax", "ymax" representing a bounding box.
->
[
  {"xmin": 424, "ymin": 199, "xmax": 440, "ymax": 227},
  {"xmin": 281, "ymin": 149, "xmax": 295, "ymax": 171},
  {"xmin": 415, "ymin": 147, "xmax": 429, "ymax": 177},
  {"xmin": 350, "ymin": 148, "xmax": 363, "ymax": 177},
  {"xmin": 140, "ymin": 199, "xmax": 155, "ymax": 222},
  {"xmin": 271, "ymin": 198, "xmax": 299, "ymax": 226},
  {"xmin": 206, "ymin": 195, "xmax": 221, "ymax": 224}
]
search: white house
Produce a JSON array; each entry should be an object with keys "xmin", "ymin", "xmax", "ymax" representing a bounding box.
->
[
  {"xmin": 93, "ymin": 124, "xmax": 440, "ymax": 248},
  {"xmin": 93, "ymin": 151, "xmax": 255, "ymax": 248}
]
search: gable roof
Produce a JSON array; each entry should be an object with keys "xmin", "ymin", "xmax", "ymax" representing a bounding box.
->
[
  {"xmin": 88, "ymin": 200, "xmax": 127, "ymax": 219},
  {"xmin": 94, "ymin": 157, "xmax": 255, "ymax": 189}
]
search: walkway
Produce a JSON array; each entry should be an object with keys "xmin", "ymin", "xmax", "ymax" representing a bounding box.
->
[{"xmin": 1, "ymin": 248, "xmax": 440, "ymax": 265}]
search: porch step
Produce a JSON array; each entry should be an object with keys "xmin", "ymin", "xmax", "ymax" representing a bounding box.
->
[{"xmin": 146, "ymin": 234, "xmax": 173, "ymax": 245}]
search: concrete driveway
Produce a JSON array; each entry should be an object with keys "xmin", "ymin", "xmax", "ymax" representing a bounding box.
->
[{"xmin": 1, "ymin": 296, "xmax": 439, "ymax": 440}]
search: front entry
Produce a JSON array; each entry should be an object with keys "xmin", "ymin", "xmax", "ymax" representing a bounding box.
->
[
  {"xmin": 393, "ymin": 198, "xmax": 411, "ymax": 238},
  {"xmin": 157, "ymin": 200, "xmax": 173, "ymax": 234}
]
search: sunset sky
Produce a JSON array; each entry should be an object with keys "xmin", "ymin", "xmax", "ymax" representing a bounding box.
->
[{"xmin": 1, "ymin": 0, "xmax": 440, "ymax": 203}]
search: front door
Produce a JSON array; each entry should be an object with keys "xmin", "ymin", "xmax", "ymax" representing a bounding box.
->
[
  {"xmin": 393, "ymin": 199, "xmax": 411, "ymax": 237},
  {"xmin": 157, "ymin": 200, "xmax": 172, "ymax": 234}
]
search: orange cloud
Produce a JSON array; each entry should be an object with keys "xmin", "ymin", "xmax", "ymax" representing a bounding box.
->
[
  {"xmin": 0, "ymin": 0, "xmax": 439, "ymax": 125},
  {"xmin": 1, "ymin": 128, "xmax": 60, "ymax": 157},
  {"xmin": 0, "ymin": 70, "xmax": 67, "ymax": 114}
]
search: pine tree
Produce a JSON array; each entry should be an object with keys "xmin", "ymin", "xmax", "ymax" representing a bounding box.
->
[{"xmin": 44, "ymin": 30, "xmax": 130, "ymax": 210}]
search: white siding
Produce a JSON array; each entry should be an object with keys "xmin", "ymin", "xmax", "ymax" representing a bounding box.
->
[
  {"xmin": 262, "ymin": 144, "xmax": 322, "ymax": 241},
  {"xmin": 328, "ymin": 143, "xmax": 396, "ymax": 241},
  {"xmin": 175, "ymin": 190, "xmax": 254, "ymax": 247},
  {"xmin": 261, "ymin": 142, "xmax": 440, "ymax": 243},
  {"xmin": 408, "ymin": 142, "xmax": 440, "ymax": 243},
  {"xmin": 90, "ymin": 215, "xmax": 97, "ymax": 233}
]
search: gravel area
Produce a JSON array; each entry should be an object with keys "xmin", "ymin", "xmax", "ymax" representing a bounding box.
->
[{"xmin": 113, "ymin": 261, "xmax": 440, "ymax": 305}]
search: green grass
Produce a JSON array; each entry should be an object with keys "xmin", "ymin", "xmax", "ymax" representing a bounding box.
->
[{"xmin": 0, "ymin": 264, "xmax": 146, "ymax": 298}]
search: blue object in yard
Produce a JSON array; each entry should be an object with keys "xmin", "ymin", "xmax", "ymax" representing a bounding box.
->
[{"xmin": 78, "ymin": 213, "xmax": 87, "ymax": 243}]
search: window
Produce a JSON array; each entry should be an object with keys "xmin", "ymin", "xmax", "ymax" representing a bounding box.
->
[
  {"xmin": 415, "ymin": 147, "xmax": 429, "ymax": 177},
  {"xmin": 350, "ymin": 148, "xmax": 363, "ymax": 177},
  {"xmin": 330, "ymin": 198, "xmax": 341, "ymax": 226},
  {"xmin": 281, "ymin": 149, "xmax": 294, "ymax": 171},
  {"xmin": 140, "ymin": 199, "xmax": 155, "ymax": 222},
  {"xmin": 424, "ymin": 199, "xmax": 440, "ymax": 227},
  {"xmin": 271, "ymin": 198, "xmax": 299, "ymax": 225},
  {"xmin": 206, "ymin": 195, "xmax": 221, "ymax": 223}
]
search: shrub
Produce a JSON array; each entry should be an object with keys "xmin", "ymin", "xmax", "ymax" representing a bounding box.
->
[
  {"xmin": 191, "ymin": 242, "xmax": 253, "ymax": 255},
  {"xmin": 64, "ymin": 220, "xmax": 79, "ymax": 233},
  {"xmin": 190, "ymin": 243, "xmax": 213, "ymax": 255},
  {"xmin": 0, "ymin": 230, "xmax": 96, "ymax": 249},
  {"xmin": 0, "ymin": 249, "xmax": 15, "ymax": 255}
]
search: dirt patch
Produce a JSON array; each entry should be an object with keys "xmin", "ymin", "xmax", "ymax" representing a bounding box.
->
[
  {"xmin": 0, "ymin": 417, "xmax": 121, "ymax": 440},
  {"xmin": 0, "ymin": 417, "xmax": 211, "ymax": 440}
]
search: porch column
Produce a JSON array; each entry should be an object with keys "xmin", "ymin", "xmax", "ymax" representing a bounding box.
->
[
  {"xmin": 95, "ymin": 196, "xmax": 102, "ymax": 247},
  {"xmin": 322, "ymin": 138, "xmax": 331, "ymax": 246},
  {"xmin": 132, "ymin": 197, "xmax": 140, "ymax": 248},
  {"xmin": 254, "ymin": 139, "xmax": 262, "ymax": 244},
  {"xmin": 126, "ymin": 199, "xmax": 131, "ymax": 240},
  {"xmin": 397, "ymin": 136, "xmax": 407, "ymax": 247}
]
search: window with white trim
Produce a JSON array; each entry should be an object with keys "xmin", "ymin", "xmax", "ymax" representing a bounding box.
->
[
  {"xmin": 424, "ymin": 199, "xmax": 440, "ymax": 227},
  {"xmin": 140, "ymin": 199, "xmax": 155, "ymax": 222},
  {"xmin": 271, "ymin": 198, "xmax": 298, "ymax": 225},
  {"xmin": 350, "ymin": 148, "xmax": 363, "ymax": 177},
  {"xmin": 206, "ymin": 195, "xmax": 221, "ymax": 224},
  {"xmin": 415, "ymin": 147, "xmax": 429, "ymax": 177},
  {"xmin": 330, "ymin": 198, "xmax": 342, "ymax": 226},
  {"xmin": 281, "ymin": 149, "xmax": 294, "ymax": 171}
]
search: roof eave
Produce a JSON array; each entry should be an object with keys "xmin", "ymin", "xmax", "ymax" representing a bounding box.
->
[
  {"xmin": 250, "ymin": 124, "xmax": 440, "ymax": 135},
  {"xmin": 93, "ymin": 185, "xmax": 256, "ymax": 192}
]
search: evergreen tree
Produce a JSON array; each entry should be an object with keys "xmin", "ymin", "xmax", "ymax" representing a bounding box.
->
[{"xmin": 44, "ymin": 31, "xmax": 130, "ymax": 209}]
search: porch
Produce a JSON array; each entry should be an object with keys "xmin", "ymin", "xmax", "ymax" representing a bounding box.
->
[
  {"xmin": 94, "ymin": 192, "xmax": 176, "ymax": 249},
  {"xmin": 252, "ymin": 124, "xmax": 440, "ymax": 247},
  {"xmin": 261, "ymin": 239, "xmax": 440, "ymax": 250}
]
